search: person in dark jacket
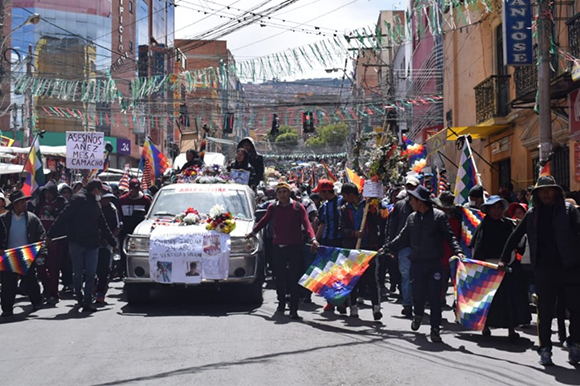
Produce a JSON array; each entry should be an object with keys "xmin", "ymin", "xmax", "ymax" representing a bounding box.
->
[
  {"xmin": 470, "ymin": 196, "xmax": 530, "ymax": 342},
  {"xmin": 34, "ymin": 181, "xmax": 67, "ymax": 305},
  {"xmin": 179, "ymin": 149, "xmax": 204, "ymax": 172},
  {"xmin": 339, "ymin": 182, "xmax": 382, "ymax": 321},
  {"xmin": 386, "ymin": 176, "xmax": 420, "ymax": 317},
  {"xmin": 384, "ymin": 185, "xmax": 464, "ymax": 342},
  {"xmin": 48, "ymin": 179, "xmax": 118, "ymax": 313},
  {"xmin": 0, "ymin": 190, "xmax": 44, "ymax": 317},
  {"xmin": 500, "ymin": 176, "xmax": 580, "ymax": 366},
  {"xmin": 237, "ymin": 137, "xmax": 264, "ymax": 184},
  {"xmin": 227, "ymin": 148, "xmax": 257, "ymax": 187}
]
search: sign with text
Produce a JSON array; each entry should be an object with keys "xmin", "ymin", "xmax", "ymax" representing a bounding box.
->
[
  {"xmin": 117, "ymin": 138, "xmax": 131, "ymax": 155},
  {"xmin": 66, "ymin": 131, "xmax": 105, "ymax": 169},
  {"xmin": 149, "ymin": 226, "xmax": 230, "ymax": 284},
  {"xmin": 363, "ymin": 181, "xmax": 383, "ymax": 198},
  {"xmin": 502, "ymin": 0, "xmax": 533, "ymax": 65}
]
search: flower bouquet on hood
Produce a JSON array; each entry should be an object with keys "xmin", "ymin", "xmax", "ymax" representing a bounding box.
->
[
  {"xmin": 206, "ymin": 204, "xmax": 236, "ymax": 234},
  {"xmin": 194, "ymin": 164, "xmax": 232, "ymax": 184},
  {"xmin": 174, "ymin": 207, "xmax": 202, "ymax": 226},
  {"xmin": 177, "ymin": 166, "xmax": 199, "ymax": 183}
]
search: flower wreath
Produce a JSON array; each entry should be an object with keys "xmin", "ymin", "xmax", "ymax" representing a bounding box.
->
[{"xmin": 206, "ymin": 204, "xmax": 236, "ymax": 234}]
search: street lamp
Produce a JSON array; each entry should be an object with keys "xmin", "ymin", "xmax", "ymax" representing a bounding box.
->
[{"xmin": 0, "ymin": 13, "xmax": 42, "ymax": 57}]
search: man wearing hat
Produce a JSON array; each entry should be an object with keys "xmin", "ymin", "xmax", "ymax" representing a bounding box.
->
[
  {"xmin": 95, "ymin": 185, "xmax": 122, "ymax": 304},
  {"xmin": 384, "ymin": 186, "xmax": 464, "ymax": 342},
  {"xmin": 49, "ymin": 179, "xmax": 118, "ymax": 313},
  {"xmin": 116, "ymin": 178, "xmax": 151, "ymax": 278},
  {"xmin": 386, "ymin": 175, "xmax": 420, "ymax": 317},
  {"xmin": 0, "ymin": 190, "xmax": 44, "ymax": 317},
  {"xmin": 313, "ymin": 179, "xmax": 345, "ymax": 313},
  {"xmin": 247, "ymin": 182, "xmax": 319, "ymax": 320},
  {"xmin": 500, "ymin": 175, "xmax": 580, "ymax": 365}
]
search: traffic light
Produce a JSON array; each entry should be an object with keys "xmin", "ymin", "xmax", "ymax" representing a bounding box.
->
[
  {"xmin": 223, "ymin": 112, "xmax": 234, "ymax": 134},
  {"xmin": 303, "ymin": 111, "xmax": 315, "ymax": 133},
  {"xmin": 270, "ymin": 113, "xmax": 280, "ymax": 137}
]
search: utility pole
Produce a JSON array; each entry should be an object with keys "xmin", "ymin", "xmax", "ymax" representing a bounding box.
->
[
  {"xmin": 537, "ymin": 0, "xmax": 552, "ymax": 165},
  {"xmin": 23, "ymin": 44, "xmax": 32, "ymax": 146}
]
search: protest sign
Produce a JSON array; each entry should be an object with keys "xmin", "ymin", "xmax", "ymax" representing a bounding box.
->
[
  {"xmin": 230, "ymin": 169, "xmax": 250, "ymax": 185},
  {"xmin": 362, "ymin": 181, "xmax": 383, "ymax": 198},
  {"xmin": 149, "ymin": 225, "xmax": 230, "ymax": 284},
  {"xmin": 66, "ymin": 131, "xmax": 105, "ymax": 169}
]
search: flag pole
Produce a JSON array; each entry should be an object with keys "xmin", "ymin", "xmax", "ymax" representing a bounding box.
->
[
  {"xmin": 21, "ymin": 132, "xmax": 41, "ymax": 174},
  {"xmin": 355, "ymin": 202, "xmax": 369, "ymax": 250}
]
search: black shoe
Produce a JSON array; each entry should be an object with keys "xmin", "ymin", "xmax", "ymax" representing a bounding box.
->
[
  {"xmin": 430, "ymin": 328, "xmax": 442, "ymax": 343},
  {"xmin": 411, "ymin": 315, "xmax": 422, "ymax": 331},
  {"xmin": 373, "ymin": 311, "xmax": 383, "ymax": 321},
  {"xmin": 1, "ymin": 310, "xmax": 14, "ymax": 317},
  {"xmin": 482, "ymin": 327, "xmax": 491, "ymax": 337},
  {"xmin": 508, "ymin": 331, "xmax": 520, "ymax": 343},
  {"xmin": 337, "ymin": 305, "xmax": 347, "ymax": 315},
  {"xmin": 401, "ymin": 306, "xmax": 413, "ymax": 318},
  {"xmin": 82, "ymin": 304, "xmax": 97, "ymax": 313},
  {"xmin": 276, "ymin": 303, "xmax": 286, "ymax": 313},
  {"xmin": 31, "ymin": 302, "xmax": 43, "ymax": 312},
  {"xmin": 289, "ymin": 311, "xmax": 302, "ymax": 320}
]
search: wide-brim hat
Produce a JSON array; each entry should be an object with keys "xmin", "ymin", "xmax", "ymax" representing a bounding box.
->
[
  {"xmin": 480, "ymin": 195, "xmax": 509, "ymax": 214},
  {"xmin": 432, "ymin": 191, "xmax": 455, "ymax": 209},
  {"xmin": 8, "ymin": 190, "xmax": 30, "ymax": 205},
  {"xmin": 407, "ymin": 185, "xmax": 431, "ymax": 202},
  {"xmin": 531, "ymin": 175, "xmax": 563, "ymax": 195}
]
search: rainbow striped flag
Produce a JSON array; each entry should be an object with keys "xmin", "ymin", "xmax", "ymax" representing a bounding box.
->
[
  {"xmin": 460, "ymin": 207, "xmax": 484, "ymax": 258},
  {"xmin": 320, "ymin": 160, "xmax": 337, "ymax": 183},
  {"xmin": 141, "ymin": 137, "xmax": 170, "ymax": 185},
  {"xmin": 450, "ymin": 256, "xmax": 505, "ymax": 331},
  {"xmin": 402, "ymin": 135, "xmax": 427, "ymax": 173},
  {"xmin": 0, "ymin": 242, "xmax": 44, "ymax": 276},
  {"xmin": 346, "ymin": 167, "xmax": 364, "ymax": 192},
  {"xmin": 453, "ymin": 138, "xmax": 480, "ymax": 206},
  {"xmin": 299, "ymin": 246, "xmax": 376, "ymax": 306},
  {"xmin": 22, "ymin": 137, "xmax": 45, "ymax": 196}
]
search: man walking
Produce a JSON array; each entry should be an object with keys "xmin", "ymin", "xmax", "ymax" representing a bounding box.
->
[
  {"xmin": 49, "ymin": 179, "xmax": 118, "ymax": 313},
  {"xmin": 247, "ymin": 182, "xmax": 319, "ymax": 320},
  {"xmin": 0, "ymin": 190, "xmax": 44, "ymax": 317},
  {"xmin": 386, "ymin": 176, "xmax": 420, "ymax": 317},
  {"xmin": 384, "ymin": 186, "xmax": 464, "ymax": 342},
  {"xmin": 500, "ymin": 176, "xmax": 580, "ymax": 365}
]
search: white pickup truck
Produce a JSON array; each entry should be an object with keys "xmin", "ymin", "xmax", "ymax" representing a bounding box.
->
[{"xmin": 123, "ymin": 183, "xmax": 265, "ymax": 304}]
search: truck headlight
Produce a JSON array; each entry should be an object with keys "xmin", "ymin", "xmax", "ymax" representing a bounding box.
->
[
  {"xmin": 231, "ymin": 236, "xmax": 258, "ymax": 254},
  {"xmin": 126, "ymin": 236, "xmax": 150, "ymax": 253}
]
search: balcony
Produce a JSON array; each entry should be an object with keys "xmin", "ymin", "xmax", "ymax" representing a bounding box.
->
[
  {"xmin": 568, "ymin": 13, "xmax": 580, "ymax": 60},
  {"xmin": 474, "ymin": 75, "xmax": 510, "ymax": 124},
  {"xmin": 513, "ymin": 51, "xmax": 559, "ymax": 101}
]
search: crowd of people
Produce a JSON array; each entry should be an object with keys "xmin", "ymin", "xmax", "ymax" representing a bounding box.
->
[
  {"xmin": 249, "ymin": 169, "xmax": 580, "ymax": 366},
  {"xmin": 1, "ymin": 136, "xmax": 579, "ymax": 367}
]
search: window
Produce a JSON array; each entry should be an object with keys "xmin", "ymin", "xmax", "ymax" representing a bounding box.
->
[
  {"xmin": 129, "ymin": 41, "xmax": 133, "ymax": 51},
  {"xmin": 129, "ymin": 1, "xmax": 133, "ymax": 13}
]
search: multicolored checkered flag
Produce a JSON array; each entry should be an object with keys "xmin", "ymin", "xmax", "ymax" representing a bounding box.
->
[
  {"xmin": 460, "ymin": 207, "xmax": 485, "ymax": 258},
  {"xmin": 453, "ymin": 138, "xmax": 480, "ymax": 206}
]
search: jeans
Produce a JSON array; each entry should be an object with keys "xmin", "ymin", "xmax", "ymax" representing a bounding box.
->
[
  {"xmin": 411, "ymin": 260, "xmax": 443, "ymax": 329},
  {"xmin": 398, "ymin": 247, "xmax": 413, "ymax": 307},
  {"xmin": 69, "ymin": 243, "xmax": 99, "ymax": 305}
]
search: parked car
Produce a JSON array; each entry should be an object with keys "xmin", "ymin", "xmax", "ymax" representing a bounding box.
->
[{"xmin": 123, "ymin": 183, "xmax": 265, "ymax": 304}]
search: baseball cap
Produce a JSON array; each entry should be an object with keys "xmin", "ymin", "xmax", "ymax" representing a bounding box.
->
[
  {"xmin": 129, "ymin": 178, "xmax": 140, "ymax": 189},
  {"xmin": 405, "ymin": 176, "xmax": 420, "ymax": 187}
]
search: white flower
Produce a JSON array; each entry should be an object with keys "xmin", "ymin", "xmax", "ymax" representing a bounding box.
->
[
  {"xmin": 183, "ymin": 213, "xmax": 200, "ymax": 225},
  {"xmin": 210, "ymin": 204, "xmax": 225, "ymax": 218}
]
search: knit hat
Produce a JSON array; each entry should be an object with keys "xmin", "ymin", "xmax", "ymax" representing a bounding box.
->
[{"xmin": 275, "ymin": 182, "xmax": 291, "ymax": 192}]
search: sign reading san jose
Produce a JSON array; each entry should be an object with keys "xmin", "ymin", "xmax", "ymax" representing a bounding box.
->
[{"xmin": 66, "ymin": 131, "xmax": 105, "ymax": 169}]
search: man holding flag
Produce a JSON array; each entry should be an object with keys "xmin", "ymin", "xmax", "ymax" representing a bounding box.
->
[{"xmin": 1, "ymin": 190, "xmax": 45, "ymax": 317}]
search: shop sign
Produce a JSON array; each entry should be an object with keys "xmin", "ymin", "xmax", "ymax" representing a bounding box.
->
[{"xmin": 502, "ymin": 0, "xmax": 533, "ymax": 65}]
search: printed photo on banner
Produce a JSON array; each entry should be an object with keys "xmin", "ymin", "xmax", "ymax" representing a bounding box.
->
[
  {"xmin": 203, "ymin": 234, "xmax": 221, "ymax": 256},
  {"xmin": 230, "ymin": 169, "xmax": 250, "ymax": 185},
  {"xmin": 156, "ymin": 261, "xmax": 172, "ymax": 283},
  {"xmin": 185, "ymin": 261, "xmax": 201, "ymax": 277}
]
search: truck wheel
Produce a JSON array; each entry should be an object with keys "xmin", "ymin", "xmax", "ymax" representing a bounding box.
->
[{"xmin": 124, "ymin": 283, "xmax": 151, "ymax": 304}]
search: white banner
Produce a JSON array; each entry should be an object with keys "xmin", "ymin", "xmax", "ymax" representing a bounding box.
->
[
  {"xmin": 149, "ymin": 226, "xmax": 230, "ymax": 284},
  {"xmin": 66, "ymin": 131, "xmax": 105, "ymax": 169}
]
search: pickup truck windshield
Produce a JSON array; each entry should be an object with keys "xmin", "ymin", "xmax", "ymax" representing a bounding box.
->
[{"xmin": 150, "ymin": 189, "xmax": 252, "ymax": 219}]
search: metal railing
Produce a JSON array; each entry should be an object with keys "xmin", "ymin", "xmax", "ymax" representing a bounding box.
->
[
  {"xmin": 474, "ymin": 75, "xmax": 510, "ymax": 123},
  {"xmin": 568, "ymin": 13, "xmax": 580, "ymax": 60}
]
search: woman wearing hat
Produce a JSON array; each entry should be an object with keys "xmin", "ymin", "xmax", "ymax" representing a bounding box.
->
[{"xmin": 470, "ymin": 195, "xmax": 531, "ymax": 341}]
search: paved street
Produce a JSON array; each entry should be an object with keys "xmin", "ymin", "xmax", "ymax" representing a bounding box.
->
[{"xmin": 1, "ymin": 281, "xmax": 578, "ymax": 386}]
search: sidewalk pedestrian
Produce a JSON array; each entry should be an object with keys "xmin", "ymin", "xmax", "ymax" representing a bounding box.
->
[
  {"xmin": 247, "ymin": 182, "xmax": 319, "ymax": 320},
  {"xmin": 384, "ymin": 185, "xmax": 464, "ymax": 342},
  {"xmin": 0, "ymin": 190, "xmax": 44, "ymax": 317},
  {"xmin": 49, "ymin": 179, "xmax": 118, "ymax": 313},
  {"xmin": 500, "ymin": 176, "xmax": 580, "ymax": 365}
]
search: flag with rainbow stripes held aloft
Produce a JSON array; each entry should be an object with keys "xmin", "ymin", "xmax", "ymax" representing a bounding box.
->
[
  {"xmin": 299, "ymin": 246, "xmax": 376, "ymax": 306},
  {"xmin": 460, "ymin": 207, "xmax": 485, "ymax": 258},
  {"xmin": 401, "ymin": 135, "xmax": 427, "ymax": 173},
  {"xmin": 450, "ymin": 255, "xmax": 505, "ymax": 331},
  {"xmin": 0, "ymin": 242, "xmax": 44, "ymax": 276}
]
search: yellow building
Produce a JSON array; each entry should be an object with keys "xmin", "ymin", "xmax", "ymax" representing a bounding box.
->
[{"xmin": 436, "ymin": 1, "xmax": 580, "ymax": 195}]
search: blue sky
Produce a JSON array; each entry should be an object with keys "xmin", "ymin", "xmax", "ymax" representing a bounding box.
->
[{"xmin": 175, "ymin": 0, "xmax": 398, "ymax": 80}]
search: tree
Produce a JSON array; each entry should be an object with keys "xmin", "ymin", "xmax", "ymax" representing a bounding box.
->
[
  {"xmin": 304, "ymin": 123, "xmax": 349, "ymax": 148},
  {"xmin": 275, "ymin": 126, "xmax": 299, "ymax": 147}
]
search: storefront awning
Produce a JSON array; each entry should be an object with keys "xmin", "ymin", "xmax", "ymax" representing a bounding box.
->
[{"xmin": 446, "ymin": 125, "xmax": 510, "ymax": 140}]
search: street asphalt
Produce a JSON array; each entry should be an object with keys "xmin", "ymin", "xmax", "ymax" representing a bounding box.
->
[{"xmin": 0, "ymin": 280, "xmax": 578, "ymax": 386}]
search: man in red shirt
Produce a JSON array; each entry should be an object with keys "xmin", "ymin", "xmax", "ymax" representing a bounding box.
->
[{"xmin": 247, "ymin": 182, "xmax": 319, "ymax": 320}]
